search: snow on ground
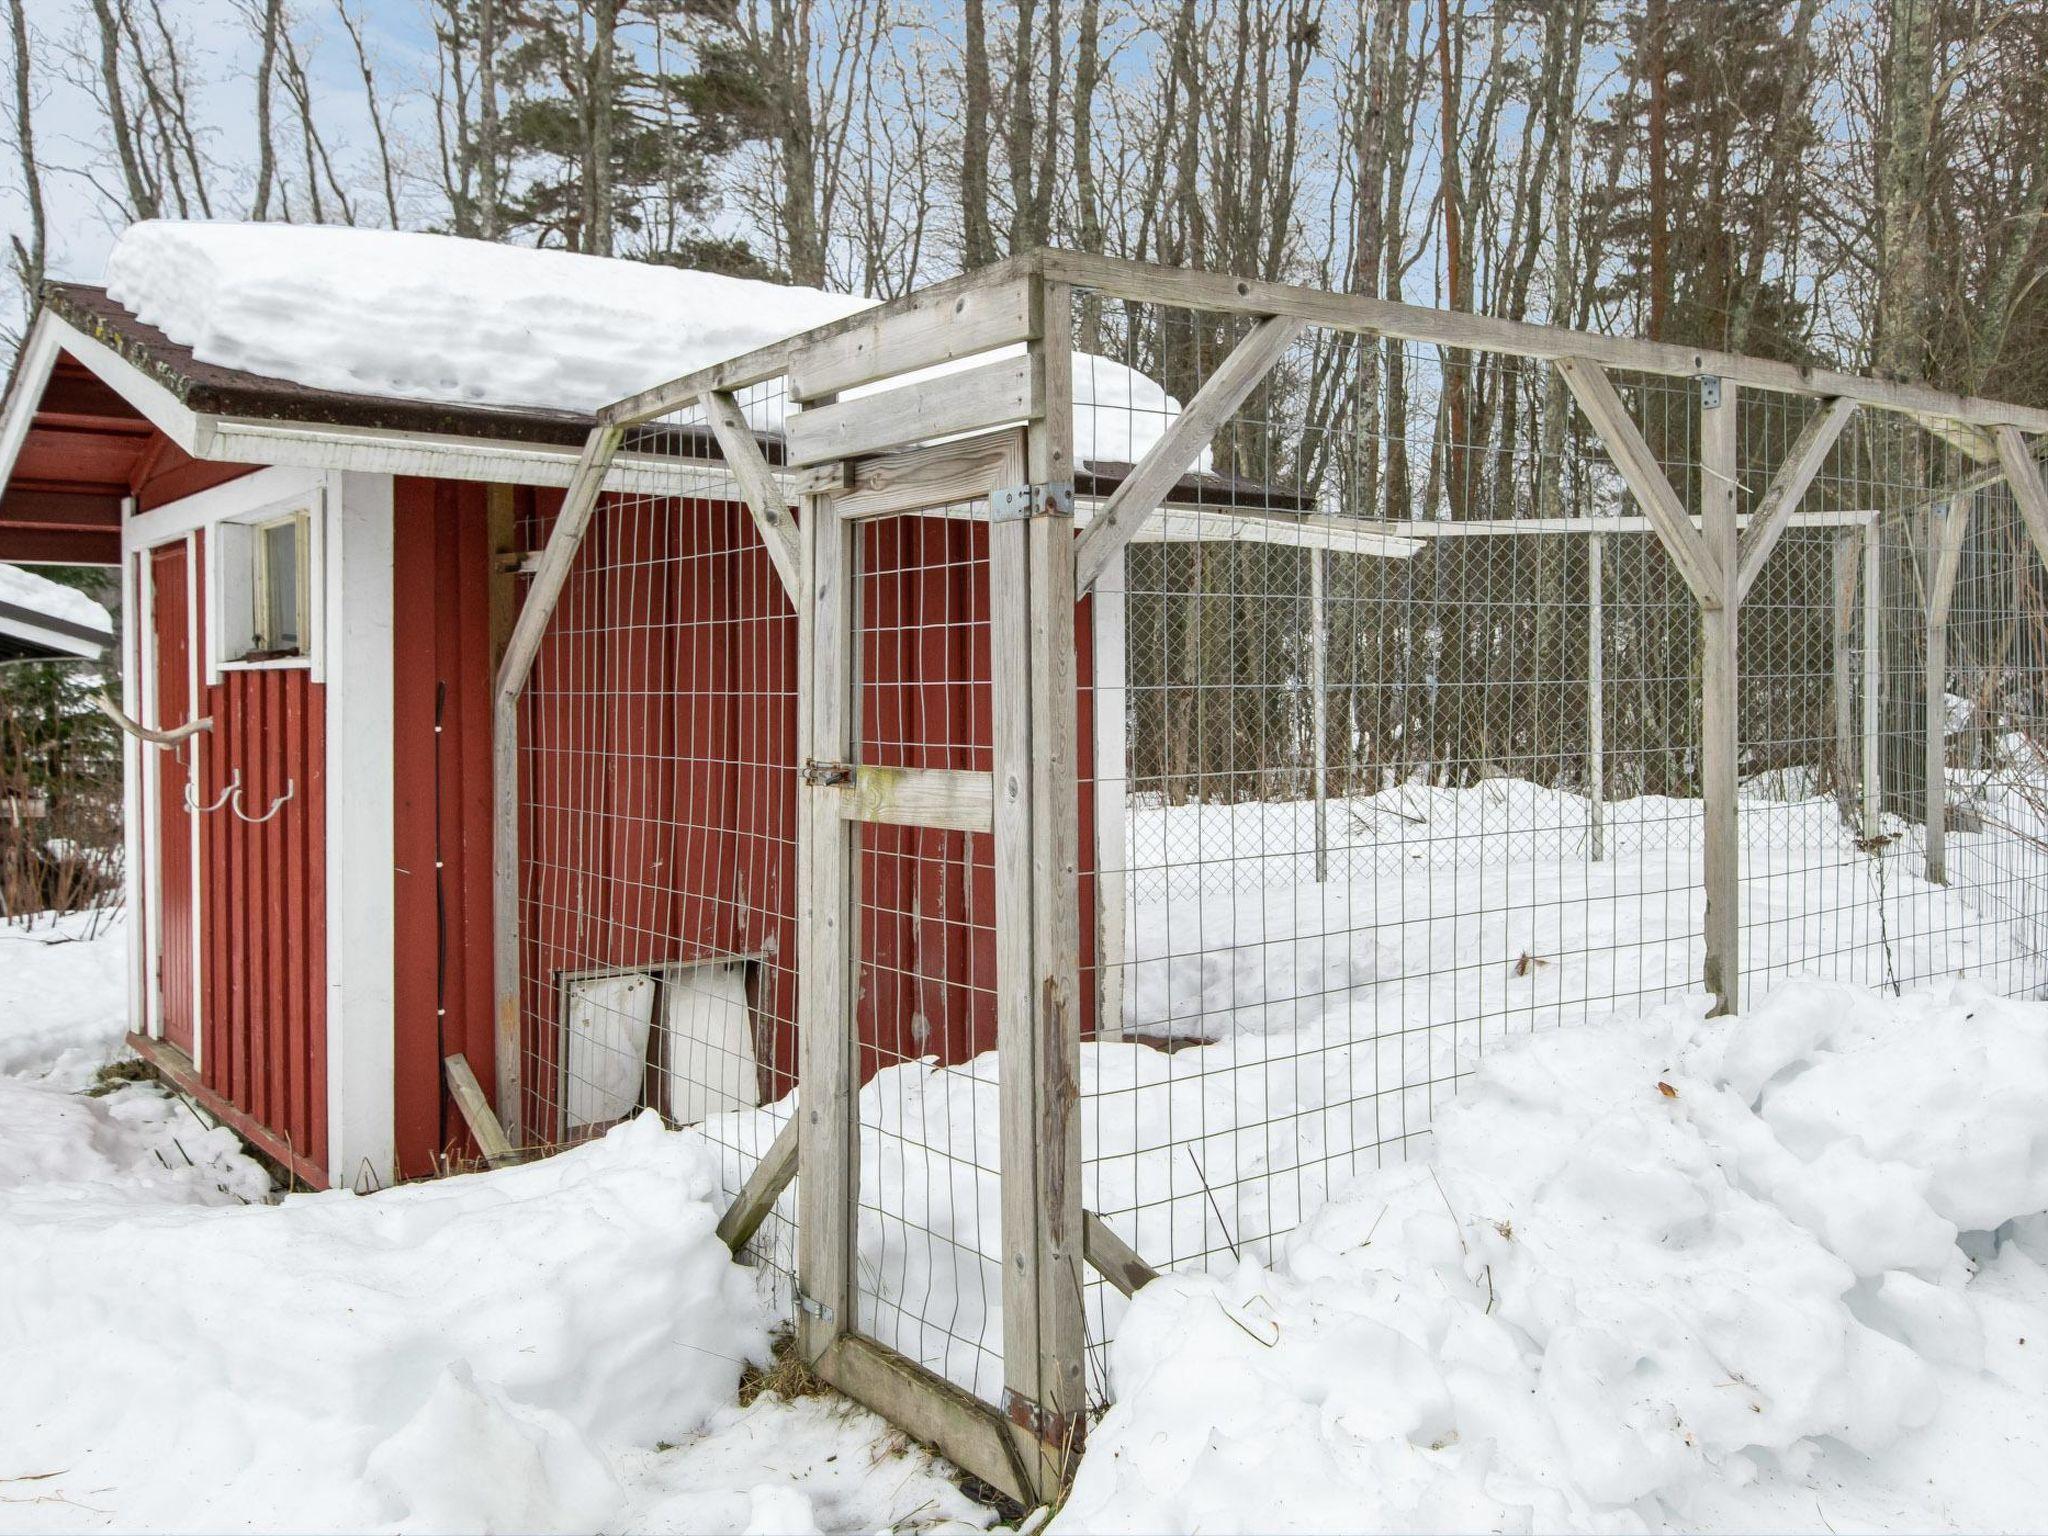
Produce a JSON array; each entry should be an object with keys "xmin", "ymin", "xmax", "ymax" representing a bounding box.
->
[
  {"xmin": 100, "ymin": 221, "xmax": 1190, "ymax": 465},
  {"xmin": 1055, "ymin": 980, "xmax": 2048, "ymax": 1533},
  {"xmin": 0, "ymin": 918, "xmax": 988, "ymax": 1534}
]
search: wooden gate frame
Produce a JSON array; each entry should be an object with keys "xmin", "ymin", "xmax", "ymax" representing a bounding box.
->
[{"xmin": 492, "ymin": 251, "xmax": 2048, "ymax": 1505}]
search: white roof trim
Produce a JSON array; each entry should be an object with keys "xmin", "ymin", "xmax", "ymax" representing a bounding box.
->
[{"xmin": 0, "ymin": 309, "xmax": 714, "ymax": 500}]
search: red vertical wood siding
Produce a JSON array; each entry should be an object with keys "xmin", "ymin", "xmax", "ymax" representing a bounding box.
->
[
  {"xmin": 390, "ymin": 476, "xmax": 502, "ymax": 1178},
  {"xmin": 191, "ymin": 555, "xmax": 328, "ymax": 1179},
  {"xmin": 509, "ymin": 495, "xmax": 1098, "ymax": 1139}
]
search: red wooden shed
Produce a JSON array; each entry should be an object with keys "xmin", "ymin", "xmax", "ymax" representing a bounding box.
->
[{"xmin": 0, "ymin": 223, "xmax": 1287, "ymax": 1189}]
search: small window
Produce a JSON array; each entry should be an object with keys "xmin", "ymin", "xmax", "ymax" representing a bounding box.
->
[{"xmin": 220, "ymin": 509, "xmax": 311, "ymax": 663}]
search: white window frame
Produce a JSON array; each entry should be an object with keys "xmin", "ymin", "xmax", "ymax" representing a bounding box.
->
[{"xmin": 209, "ymin": 489, "xmax": 327, "ymax": 677}]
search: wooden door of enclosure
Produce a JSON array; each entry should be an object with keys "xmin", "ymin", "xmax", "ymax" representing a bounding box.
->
[{"xmin": 149, "ymin": 540, "xmax": 199, "ymax": 1056}]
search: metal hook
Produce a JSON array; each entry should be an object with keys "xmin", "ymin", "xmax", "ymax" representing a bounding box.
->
[
  {"xmin": 231, "ymin": 777, "xmax": 296, "ymax": 824},
  {"xmin": 183, "ymin": 769, "xmax": 239, "ymax": 815}
]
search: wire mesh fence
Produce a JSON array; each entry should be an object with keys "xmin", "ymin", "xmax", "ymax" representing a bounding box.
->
[{"xmin": 504, "ymin": 267, "xmax": 2048, "ymax": 1480}]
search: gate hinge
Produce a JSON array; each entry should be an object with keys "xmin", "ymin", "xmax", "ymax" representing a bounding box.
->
[
  {"xmin": 991, "ymin": 480, "xmax": 1075, "ymax": 522},
  {"xmin": 801, "ymin": 759, "xmax": 854, "ymax": 787},
  {"xmin": 795, "ymin": 1292, "xmax": 836, "ymax": 1324},
  {"xmin": 1697, "ymin": 374, "xmax": 1723, "ymax": 409}
]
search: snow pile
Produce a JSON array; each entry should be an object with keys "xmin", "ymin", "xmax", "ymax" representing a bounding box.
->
[
  {"xmin": 101, "ymin": 221, "xmax": 1193, "ymax": 467},
  {"xmin": 104, "ymin": 221, "xmax": 872, "ymax": 418},
  {"xmin": 0, "ymin": 564, "xmax": 110, "ymax": 637},
  {"xmin": 1057, "ymin": 980, "xmax": 2048, "ymax": 1532},
  {"xmin": 0, "ymin": 912, "xmax": 131, "ymax": 1089}
]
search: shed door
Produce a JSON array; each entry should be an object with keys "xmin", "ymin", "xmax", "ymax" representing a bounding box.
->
[{"xmin": 149, "ymin": 541, "xmax": 198, "ymax": 1055}]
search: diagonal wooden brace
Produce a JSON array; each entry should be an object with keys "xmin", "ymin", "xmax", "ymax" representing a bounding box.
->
[
  {"xmin": 1993, "ymin": 426, "xmax": 2048, "ymax": 570},
  {"xmin": 1733, "ymin": 396, "xmax": 1858, "ymax": 606},
  {"xmin": 1556, "ymin": 356, "xmax": 1722, "ymax": 608},
  {"xmin": 1073, "ymin": 314, "xmax": 1305, "ymax": 594},
  {"xmin": 702, "ymin": 389, "xmax": 803, "ymax": 601}
]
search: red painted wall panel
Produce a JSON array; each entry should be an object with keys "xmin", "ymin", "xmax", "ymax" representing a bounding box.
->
[
  {"xmin": 391, "ymin": 476, "xmax": 506, "ymax": 1178},
  {"xmin": 194, "ymin": 654, "xmax": 328, "ymax": 1179}
]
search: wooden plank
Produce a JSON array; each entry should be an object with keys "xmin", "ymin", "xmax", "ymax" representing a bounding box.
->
[
  {"xmin": 598, "ymin": 255, "xmax": 1045, "ymax": 426},
  {"xmin": 1072, "ymin": 315, "xmax": 1304, "ymax": 594},
  {"xmin": 444, "ymin": 1053, "xmax": 515, "ymax": 1168},
  {"xmin": 493, "ymin": 426, "xmax": 624, "ymax": 1142},
  {"xmin": 1699, "ymin": 383, "xmax": 1741, "ymax": 1017},
  {"xmin": 1832, "ymin": 532, "xmax": 1860, "ymax": 821},
  {"xmin": 784, "ymin": 355, "xmax": 1040, "ymax": 468},
  {"xmin": 1923, "ymin": 499, "xmax": 1971, "ymax": 885},
  {"xmin": 1361, "ymin": 509, "xmax": 1878, "ymax": 538},
  {"xmin": 1993, "ymin": 427, "xmax": 2048, "ymax": 569},
  {"xmin": 796, "ymin": 488, "xmax": 857, "ymax": 1363},
  {"xmin": 1556, "ymin": 357, "xmax": 1723, "ymax": 608},
  {"xmin": 1090, "ymin": 546, "xmax": 1129, "ymax": 1042},
  {"xmin": 834, "ymin": 432, "xmax": 1022, "ymax": 521},
  {"xmin": 816, "ymin": 1333, "xmax": 1038, "ymax": 1509},
  {"xmin": 716, "ymin": 1112, "xmax": 799, "ymax": 1253},
  {"xmin": 790, "ymin": 276, "xmax": 1036, "ymax": 402},
  {"xmin": 1123, "ymin": 508, "xmax": 1421, "ymax": 559},
  {"xmin": 699, "ymin": 389, "xmax": 801, "ymax": 600},
  {"xmin": 837, "ymin": 766, "xmax": 994, "ymax": 835},
  {"xmin": 1023, "ymin": 497, "xmax": 1085, "ymax": 1492},
  {"xmin": 1733, "ymin": 398, "xmax": 1858, "ymax": 606},
  {"xmin": 1036, "ymin": 249, "xmax": 2048, "ymax": 435},
  {"xmin": 1083, "ymin": 1211, "xmax": 1159, "ymax": 1298}
]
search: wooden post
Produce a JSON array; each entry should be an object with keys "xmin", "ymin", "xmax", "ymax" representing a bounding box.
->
[
  {"xmin": 990, "ymin": 278, "xmax": 1086, "ymax": 1501},
  {"xmin": 1922, "ymin": 499, "xmax": 1970, "ymax": 884},
  {"xmin": 1091, "ymin": 546, "xmax": 1129, "ymax": 1041},
  {"xmin": 795, "ymin": 486, "xmax": 857, "ymax": 1364},
  {"xmin": 1862, "ymin": 522, "xmax": 1883, "ymax": 839},
  {"xmin": 1587, "ymin": 530, "xmax": 1605, "ymax": 862},
  {"xmin": 1310, "ymin": 545, "xmax": 1330, "ymax": 882},
  {"xmin": 1700, "ymin": 380, "xmax": 1741, "ymax": 1017},
  {"xmin": 1831, "ymin": 531, "xmax": 1860, "ymax": 820}
]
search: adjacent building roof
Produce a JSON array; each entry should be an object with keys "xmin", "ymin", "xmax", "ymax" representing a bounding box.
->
[{"xmin": 0, "ymin": 562, "xmax": 113, "ymax": 663}]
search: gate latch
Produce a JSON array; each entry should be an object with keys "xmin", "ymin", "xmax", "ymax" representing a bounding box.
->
[{"xmin": 802, "ymin": 759, "xmax": 854, "ymax": 787}]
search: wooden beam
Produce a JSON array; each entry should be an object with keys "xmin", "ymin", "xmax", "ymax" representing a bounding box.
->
[
  {"xmin": 699, "ymin": 389, "xmax": 800, "ymax": 600},
  {"xmin": 1733, "ymin": 397, "xmax": 1858, "ymax": 607},
  {"xmin": 494, "ymin": 424, "xmax": 624, "ymax": 706},
  {"xmin": 1035, "ymin": 249, "xmax": 2048, "ymax": 435},
  {"xmin": 789, "ymin": 277, "xmax": 1035, "ymax": 402},
  {"xmin": 1924, "ymin": 499, "xmax": 1971, "ymax": 885},
  {"xmin": 1072, "ymin": 315, "xmax": 1304, "ymax": 594},
  {"xmin": 1993, "ymin": 427, "xmax": 2048, "ymax": 569},
  {"xmin": 444, "ymin": 1055, "xmax": 515, "ymax": 1168},
  {"xmin": 815, "ymin": 1333, "xmax": 1038, "ymax": 1509},
  {"xmin": 837, "ymin": 766, "xmax": 994, "ymax": 835},
  {"xmin": 1587, "ymin": 530, "xmax": 1606, "ymax": 862},
  {"xmin": 795, "ymin": 488, "xmax": 858, "ymax": 1365},
  {"xmin": 1699, "ymin": 383, "xmax": 1741, "ymax": 1017},
  {"xmin": 1083, "ymin": 1212, "xmax": 1160, "ymax": 1298},
  {"xmin": 784, "ymin": 354, "xmax": 1039, "ymax": 467},
  {"xmin": 1360, "ymin": 509, "xmax": 1878, "ymax": 538},
  {"xmin": 832, "ymin": 432, "xmax": 1022, "ymax": 521},
  {"xmin": 716, "ymin": 1113, "xmax": 799, "ymax": 1253},
  {"xmin": 1862, "ymin": 524, "xmax": 1883, "ymax": 839},
  {"xmin": 1831, "ymin": 532, "xmax": 1860, "ymax": 825},
  {"xmin": 1121, "ymin": 508, "xmax": 1421, "ymax": 559},
  {"xmin": 598, "ymin": 255, "xmax": 1046, "ymax": 426},
  {"xmin": 1556, "ymin": 357, "xmax": 1722, "ymax": 608}
]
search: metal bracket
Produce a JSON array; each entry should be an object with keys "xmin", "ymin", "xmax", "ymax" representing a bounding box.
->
[
  {"xmin": 990, "ymin": 480, "xmax": 1075, "ymax": 522},
  {"xmin": 1002, "ymin": 1388, "xmax": 1083, "ymax": 1450},
  {"xmin": 795, "ymin": 1293, "xmax": 836, "ymax": 1324},
  {"xmin": 1698, "ymin": 375, "xmax": 1723, "ymax": 410},
  {"xmin": 801, "ymin": 759, "xmax": 854, "ymax": 787}
]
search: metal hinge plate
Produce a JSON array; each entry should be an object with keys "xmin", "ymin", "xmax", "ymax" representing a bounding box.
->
[
  {"xmin": 1698, "ymin": 375, "xmax": 1723, "ymax": 409},
  {"xmin": 801, "ymin": 759, "xmax": 854, "ymax": 787},
  {"xmin": 795, "ymin": 1293, "xmax": 836, "ymax": 1323},
  {"xmin": 990, "ymin": 481, "xmax": 1075, "ymax": 522}
]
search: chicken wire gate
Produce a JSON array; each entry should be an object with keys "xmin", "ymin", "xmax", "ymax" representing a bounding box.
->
[{"xmin": 489, "ymin": 253, "xmax": 2048, "ymax": 1506}]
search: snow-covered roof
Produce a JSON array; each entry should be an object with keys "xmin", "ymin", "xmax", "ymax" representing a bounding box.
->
[
  {"xmin": 0, "ymin": 564, "xmax": 113, "ymax": 664},
  {"xmin": 99, "ymin": 222, "xmax": 1194, "ymax": 466}
]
